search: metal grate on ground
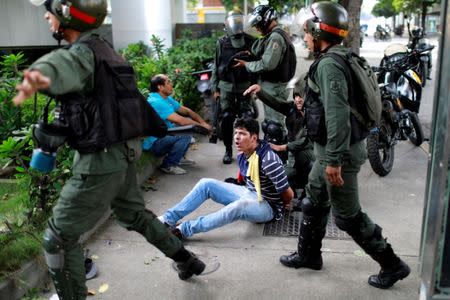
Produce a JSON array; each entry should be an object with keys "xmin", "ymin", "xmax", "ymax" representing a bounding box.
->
[{"xmin": 262, "ymin": 209, "xmax": 351, "ymax": 240}]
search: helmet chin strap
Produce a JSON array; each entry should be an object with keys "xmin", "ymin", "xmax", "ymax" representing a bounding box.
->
[{"xmin": 52, "ymin": 26, "xmax": 65, "ymax": 46}]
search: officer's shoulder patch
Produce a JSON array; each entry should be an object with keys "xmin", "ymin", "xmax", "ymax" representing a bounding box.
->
[
  {"xmin": 272, "ymin": 42, "xmax": 279, "ymax": 50},
  {"xmin": 329, "ymin": 79, "xmax": 342, "ymax": 94}
]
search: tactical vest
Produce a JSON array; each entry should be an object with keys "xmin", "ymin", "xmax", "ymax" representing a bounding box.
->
[
  {"xmin": 260, "ymin": 28, "xmax": 297, "ymax": 83},
  {"xmin": 58, "ymin": 35, "xmax": 166, "ymax": 153},
  {"xmin": 217, "ymin": 34, "xmax": 255, "ymax": 84},
  {"xmin": 304, "ymin": 54, "xmax": 368, "ymax": 146}
]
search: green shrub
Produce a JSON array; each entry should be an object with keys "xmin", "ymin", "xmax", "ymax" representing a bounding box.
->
[{"xmin": 121, "ymin": 31, "xmax": 220, "ymax": 112}]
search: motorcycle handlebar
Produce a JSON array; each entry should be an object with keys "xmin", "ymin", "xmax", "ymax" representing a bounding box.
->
[{"xmin": 416, "ymin": 45, "xmax": 435, "ymax": 53}]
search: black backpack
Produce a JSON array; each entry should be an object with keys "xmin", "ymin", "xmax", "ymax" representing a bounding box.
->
[{"xmin": 61, "ymin": 35, "xmax": 167, "ymax": 153}]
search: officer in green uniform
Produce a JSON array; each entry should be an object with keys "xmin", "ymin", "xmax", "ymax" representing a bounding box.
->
[
  {"xmin": 279, "ymin": 2, "xmax": 410, "ymax": 289},
  {"xmin": 211, "ymin": 9, "xmax": 256, "ymax": 164},
  {"xmin": 14, "ymin": 1, "xmax": 205, "ymax": 299},
  {"xmin": 234, "ymin": 5, "xmax": 296, "ymax": 138}
]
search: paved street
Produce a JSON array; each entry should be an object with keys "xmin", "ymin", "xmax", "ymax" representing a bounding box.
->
[{"xmin": 44, "ymin": 35, "xmax": 439, "ymax": 300}]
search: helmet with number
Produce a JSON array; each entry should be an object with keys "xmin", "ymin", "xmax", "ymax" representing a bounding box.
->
[
  {"xmin": 30, "ymin": 0, "xmax": 107, "ymax": 32},
  {"xmin": 248, "ymin": 5, "xmax": 278, "ymax": 32},
  {"xmin": 225, "ymin": 9, "xmax": 245, "ymax": 36},
  {"xmin": 304, "ymin": 1, "xmax": 349, "ymax": 44}
]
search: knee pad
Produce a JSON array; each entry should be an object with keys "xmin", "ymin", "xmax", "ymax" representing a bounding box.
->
[
  {"xmin": 43, "ymin": 227, "xmax": 67, "ymax": 269},
  {"xmin": 262, "ymin": 121, "xmax": 285, "ymax": 145},
  {"xmin": 300, "ymin": 197, "xmax": 330, "ymax": 217}
]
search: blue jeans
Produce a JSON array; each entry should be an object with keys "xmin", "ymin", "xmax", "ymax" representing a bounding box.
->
[
  {"xmin": 150, "ymin": 135, "xmax": 192, "ymax": 168},
  {"xmin": 162, "ymin": 178, "xmax": 274, "ymax": 237}
]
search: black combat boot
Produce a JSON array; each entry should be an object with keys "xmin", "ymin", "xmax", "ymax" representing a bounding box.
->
[
  {"xmin": 172, "ymin": 248, "xmax": 206, "ymax": 280},
  {"xmin": 367, "ymin": 244, "xmax": 410, "ymax": 289},
  {"xmin": 223, "ymin": 147, "xmax": 232, "ymax": 164},
  {"xmin": 279, "ymin": 217, "xmax": 325, "ymax": 270}
]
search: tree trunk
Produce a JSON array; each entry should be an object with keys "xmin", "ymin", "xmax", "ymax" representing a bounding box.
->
[
  {"xmin": 421, "ymin": 2, "xmax": 428, "ymax": 33},
  {"xmin": 339, "ymin": 0, "xmax": 362, "ymax": 55}
]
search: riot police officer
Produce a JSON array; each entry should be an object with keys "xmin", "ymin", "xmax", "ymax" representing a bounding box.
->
[
  {"xmin": 211, "ymin": 9, "xmax": 256, "ymax": 164},
  {"xmin": 278, "ymin": 2, "xmax": 410, "ymax": 289},
  {"xmin": 13, "ymin": 1, "xmax": 205, "ymax": 298},
  {"xmin": 234, "ymin": 5, "xmax": 296, "ymax": 148}
]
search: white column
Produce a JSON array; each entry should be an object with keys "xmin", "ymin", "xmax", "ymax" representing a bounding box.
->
[{"xmin": 110, "ymin": 0, "xmax": 173, "ymax": 51}]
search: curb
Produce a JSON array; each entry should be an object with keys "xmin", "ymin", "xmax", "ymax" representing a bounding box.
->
[{"xmin": 0, "ymin": 152, "xmax": 161, "ymax": 300}]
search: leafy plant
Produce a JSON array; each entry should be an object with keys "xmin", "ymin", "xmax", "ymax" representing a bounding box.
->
[{"xmin": 121, "ymin": 31, "xmax": 218, "ymax": 112}]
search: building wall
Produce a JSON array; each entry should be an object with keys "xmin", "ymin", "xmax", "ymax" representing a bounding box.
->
[
  {"xmin": 0, "ymin": 0, "xmax": 56, "ymax": 48},
  {"xmin": 110, "ymin": 0, "xmax": 173, "ymax": 50}
]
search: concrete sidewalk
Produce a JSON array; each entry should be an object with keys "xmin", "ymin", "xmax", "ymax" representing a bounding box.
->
[{"xmin": 69, "ymin": 135, "xmax": 425, "ymax": 300}]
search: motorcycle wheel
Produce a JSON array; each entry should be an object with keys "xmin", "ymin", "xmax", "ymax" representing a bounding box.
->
[
  {"xmin": 420, "ymin": 62, "xmax": 428, "ymax": 87},
  {"xmin": 407, "ymin": 112, "xmax": 424, "ymax": 146},
  {"xmin": 367, "ymin": 122, "xmax": 395, "ymax": 176}
]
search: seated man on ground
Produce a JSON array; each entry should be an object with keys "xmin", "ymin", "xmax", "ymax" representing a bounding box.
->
[
  {"xmin": 143, "ymin": 74, "xmax": 212, "ymax": 175},
  {"xmin": 158, "ymin": 117, "xmax": 294, "ymax": 239},
  {"xmin": 244, "ymin": 74, "xmax": 314, "ymax": 204}
]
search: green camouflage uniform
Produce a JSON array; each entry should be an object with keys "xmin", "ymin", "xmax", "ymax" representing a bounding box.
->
[
  {"xmin": 33, "ymin": 31, "xmax": 183, "ymax": 299},
  {"xmin": 306, "ymin": 45, "xmax": 386, "ymax": 252},
  {"xmin": 245, "ymin": 25, "xmax": 289, "ymax": 125}
]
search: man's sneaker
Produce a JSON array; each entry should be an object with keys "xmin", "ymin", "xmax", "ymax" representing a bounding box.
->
[
  {"xmin": 176, "ymin": 252, "xmax": 206, "ymax": 280},
  {"xmin": 368, "ymin": 259, "xmax": 410, "ymax": 289},
  {"xmin": 159, "ymin": 166, "xmax": 187, "ymax": 175},
  {"xmin": 179, "ymin": 158, "xmax": 196, "ymax": 166}
]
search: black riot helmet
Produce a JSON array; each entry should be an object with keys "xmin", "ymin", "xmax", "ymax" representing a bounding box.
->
[
  {"xmin": 248, "ymin": 5, "xmax": 278, "ymax": 32},
  {"xmin": 225, "ymin": 9, "xmax": 245, "ymax": 36},
  {"xmin": 30, "ymin": 0, "xmax": 107, "ymax": 32},
  {"xmin": 304, "ymin": 1, "xmax": 349, "ymax": 44}
]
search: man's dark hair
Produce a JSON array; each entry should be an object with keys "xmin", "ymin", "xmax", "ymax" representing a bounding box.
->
[
  {"xmin": 234, "ymin": 117, "xmax": 259, "ymax": 136},
  {"xmin": 150, "ymin": 75, "xmax": 166, "ymax": 93}
]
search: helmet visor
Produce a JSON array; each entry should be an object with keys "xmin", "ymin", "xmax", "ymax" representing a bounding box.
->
[
  {"xmin": 225, "ymin": 15, "xmax": 244, "ymax": 35},
  {"xmin": 247, "ymin": 13, "xmax": 262, "ymax": 28},
  {"xmin": 305, "ymin": 18, "xmax": 320, "ymax": 35}
]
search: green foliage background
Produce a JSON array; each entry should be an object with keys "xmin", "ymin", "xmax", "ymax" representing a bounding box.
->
[{"xmin": 121, "ymin": 30, "xmax": 219, "ymax": 112}]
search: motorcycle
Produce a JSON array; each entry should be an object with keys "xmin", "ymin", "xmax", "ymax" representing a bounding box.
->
[
  {"xmin": 407, "ymin": 23, "xmax": 434, "ymax": 87},
  {"xmin": 374, "ymin": 25, "xmax": 392, "ymax": 42},
  {"xmin": 367, "ymin": 43, "xmax": 429, "ymax": 176}
]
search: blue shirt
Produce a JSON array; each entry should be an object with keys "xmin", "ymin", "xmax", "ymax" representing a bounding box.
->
[{"xmin": 143, "ymin": 93, "xmax": 181, "ymax": 150}]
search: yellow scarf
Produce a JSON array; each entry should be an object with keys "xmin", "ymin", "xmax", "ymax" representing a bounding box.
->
[{"xmin": 246, "ymin": 151, "xmax": 262, "ymax": 201}]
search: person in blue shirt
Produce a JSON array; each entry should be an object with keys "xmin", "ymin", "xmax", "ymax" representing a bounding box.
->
[{"xmin": 143, "ymin": 74, "xmax": 212, "ymax": 175}]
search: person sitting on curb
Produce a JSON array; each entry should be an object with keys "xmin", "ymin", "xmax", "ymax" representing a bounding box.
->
[
  {"xmin": 158, "ymin": 117, "xmax": 294, "ymax": 239},
  {"xmin": 143, "ymin": 74, "xmax": 212, "ymax": 175}
]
